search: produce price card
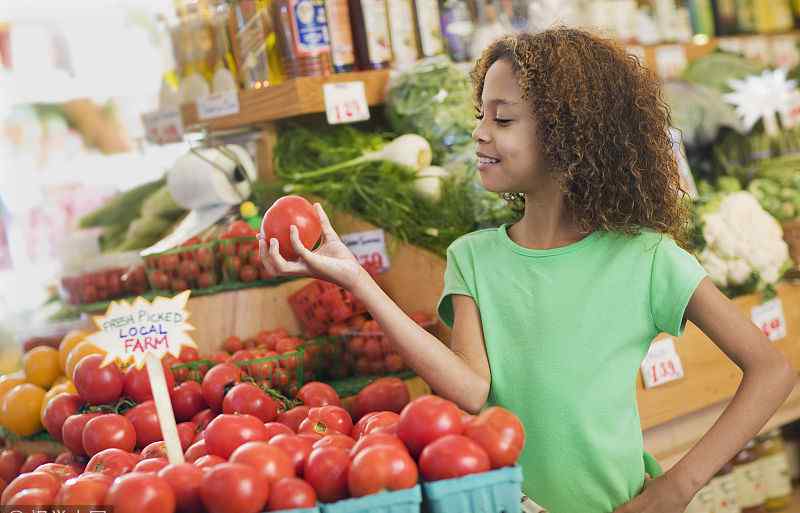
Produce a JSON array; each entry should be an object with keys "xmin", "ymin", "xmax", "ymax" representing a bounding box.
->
[
  {"xmin": 341, "ymin": 229, "xmax": 390, "ymax": 274},
  {"xmin": 197, "ymin": 90, "xmax": 241, "ymax": 120},
  {"xmin": 142, "ymin": 108, "xmax": 184, "ymax": 145},
  {"xmin": 324, "ymin": 81, "xmax": 370, "ymax": 125},
  {"xmin": 641, "ymin": 337, "xmax": 685, "ymax": 389},
  {"xmin": 751, "ymin": 298, "xmax": 787, "ymax": 342}
]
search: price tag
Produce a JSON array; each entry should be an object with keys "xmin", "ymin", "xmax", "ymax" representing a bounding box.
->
[
  {"xmin": 141, "ymin": 108, "xmax": 184, "ymax": 145},
  {"xmin": 641, "ymin": 337, "xmax": 685, "ymax": 389},
  {"xmin": 751, "ymin": 298, "xmax": 787, "ymax": 342},
  {"xmin": 323, "ymin": 81, "xmax": 370, "ymax": 125},
  {"xmin": 341, "ymin": 229, "xmax": 390, "ymax": 273},
  {"xmin": 655, "ymin": 45, "xmax": 688, "ymax": 79},
  {"xmin": 197, "ymin": 90, "xmax": 240, "ymax": 120}
]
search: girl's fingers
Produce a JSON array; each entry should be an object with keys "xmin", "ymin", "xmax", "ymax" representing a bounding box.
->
[
  {"xmin": 314, "ymin": 203, "xmax": 340, "ymax": 242},
  {"xmin": 290, "ymin": 225, "xmax": 319, "ymax": 265},
  {"xmin": 269, "ymin": 238, "xmax": 308, "ymax": 275}
]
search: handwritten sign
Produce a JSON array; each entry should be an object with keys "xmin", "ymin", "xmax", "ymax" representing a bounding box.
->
[
  {"xmin": 197, "ymin": 90, "xmax": 240, "ymax": 120},
  {"xmin": 141, "ymin": 108, "xmax": 184, "ymax": 145},
  {"xmin": 751, "ymin": 298, "xmax": 787, "ymax": 342},
  {"xmin": 641, "ymin": 337, "xmax": 685, "ymax": 389},
  {"xmin": 323, "ymin": 81, "xmax": 370, "ymax": 125},
  {"xmin": 341, "ymin": 229, "xmax": 390, "ymax": 273},
  {"xmin": 88, "ymin": 291, "xmax": 196, "ymax": 368}
]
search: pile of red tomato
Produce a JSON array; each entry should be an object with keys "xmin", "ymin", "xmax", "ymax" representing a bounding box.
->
[{"xmin": 1, "ymin": 363, "xmax": 524, "ymax": 513}]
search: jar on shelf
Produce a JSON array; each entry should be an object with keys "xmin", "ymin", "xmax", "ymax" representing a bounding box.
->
[
  {"xmin": 756, "ymin": 429, "xmax": 793, "ymax": 511},
  {"xmin": 734, "ymin": 440, "xmax": 768, "ymax": 513}
]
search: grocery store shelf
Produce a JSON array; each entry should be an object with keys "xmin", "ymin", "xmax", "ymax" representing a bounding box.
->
[{"xmin": 180, "ymin": 70, "xmax": 390, "ymax": 132}]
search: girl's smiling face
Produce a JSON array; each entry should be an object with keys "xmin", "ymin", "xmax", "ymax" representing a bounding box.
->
[{"xmin": 473, "ymin": 59, "xmax": 544, "ymax": 195}]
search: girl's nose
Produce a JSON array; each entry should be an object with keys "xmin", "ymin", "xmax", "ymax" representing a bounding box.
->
[{"xmin": 473, "ymin": 121, "xmax": 490, "ymax": 143}]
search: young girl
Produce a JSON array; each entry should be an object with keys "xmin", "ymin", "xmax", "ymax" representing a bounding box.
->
[{"xmin": 260, "ymin": 29, "xmax": 796, "ymax": 513}]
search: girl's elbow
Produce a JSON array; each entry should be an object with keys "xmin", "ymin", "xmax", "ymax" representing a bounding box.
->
[{"xmin": 462, "ymin": 379, "xmax": 490, "ymax": 414}]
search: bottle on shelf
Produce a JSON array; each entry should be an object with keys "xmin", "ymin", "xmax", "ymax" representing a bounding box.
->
[
  {"xmin": 713, "ymin": 0, "xmax": 740, "ymax": 35},
  {"xmin": 325, "ymin": 0, "xmax": 356, "ymax": 71},
  {"xmin": 440, "ymin": 0, "xmax": 474, "ymax": 62},
  {"xmin": 413, "ymin": 0, "xmax": 445, "ymax": 58},
  {"xmin": 348, "ymin": 0, "xmax": 393, "ymax": 69},
  {"xmin": 689, "ymin": 0, "xmax": 717, "ymax": 38},
  {"xmin": 752, "ymin": 0, "xmax": 794, "ymax": 33},
  {"xmin": 733, "ymin": 440, "xmax": 768, "ymax": 513},
  {"xmin": 386, "ymin": 0, "xmax": 420, "ymax": 70},
  {"xmin": 272, "ymin": 0, "xmax": 334, "ymax": 78},
  {"xmin": 735, "ymin": 0, "xmax": 756, "ymax": 33},
  {"xmin": 755, "ymin": 430, "xmax": 793, "ymax": 511}
]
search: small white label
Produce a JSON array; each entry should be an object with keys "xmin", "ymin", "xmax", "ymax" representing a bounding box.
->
[
  {"xmin": 717, "ymin": 37, "xmax": 743, "ymax": 55},
  {"xmin": 324, "ymin": 81, "xmax": 370, "ymax": 125},
  {"xmin": 197, "ymin": 90, "xmax": 240, "ymax": 120},
  {"xmin": 341, "ymin": 229, "xmax": 390, "ymax": 273},
  {"xmin": 141, "ymin": 108, "xmax": 184, "ymax": 145},
  {"xmin": 751, "ymin": 298, "xmax": 787, "ymax": 342},
  {"xmin": 655, "ymin": 45, "xmax": 688, "ymax": 79},
  {"xmin": 641, "ymin": 337, "xmax": 685, "ymax": 389}
]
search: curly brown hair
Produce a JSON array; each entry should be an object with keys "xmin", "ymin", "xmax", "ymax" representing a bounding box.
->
[{"xmin": 472, "ymin": 28, "xmax": 689, "ymax": 244}]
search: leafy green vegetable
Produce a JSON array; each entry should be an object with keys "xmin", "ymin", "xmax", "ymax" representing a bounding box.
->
[
  {"xmin": 79, "ymin": 178, "xmax": 165, "ymax": 228},
  {"xmin": 681, "ymin": 51, "xmax": 766, "ymax": 92}
]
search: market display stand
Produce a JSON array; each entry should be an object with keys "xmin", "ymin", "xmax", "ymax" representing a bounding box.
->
[{"xmin": 174, "ymin": 33, "xmax": 800, "ymax": 470}]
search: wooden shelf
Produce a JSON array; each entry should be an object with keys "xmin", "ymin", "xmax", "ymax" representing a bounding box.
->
[{"xmin": 180, "ymin": 70, "xmax": 390, "ymax": 132}]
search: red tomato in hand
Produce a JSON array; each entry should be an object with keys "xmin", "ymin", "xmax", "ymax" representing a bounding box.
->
[
  {"xmin": 463, "ymin": 406, "xmax": 525, "ymax": 469},
  {"xmin": 2, "ymin": 471, "xmax": 59, "ymax": 504},
  {"xmin": 73, "ymin": 354, "xmax": 124, "ymax": 405},
  {"xmin": 83, "ymin": 414, "xmax": 136, "ymax": 455},
  {"xmin": 171, "ymin": 381, "xmax": 206, "ymax": 422},
  {"xmin": 106, "ymin": 472, "xmax": 176, "ymax": 513},
  {"xmin": 313, "ymin": 433, "xmax": 355, "ymax": 451},
  {"xmin": 348, "ymin": 445, "xmax": 418, "ymax": 497},
  {"xmin": 268, "ymin": 477, "xmax": 317, "ymax": 510},
  {"xmin": 62, "ymin": 412, "xmax": 102, "ymax": 456},
  {"xmin": 261, "ymin": 195, "xmax": 322, "ymax": 261},
  {"xmin": 134, "ymin": 458, "xmax": 169, "ymax": 474},
  {"xmin": 85, "ymin": 448, "xmax": 140, "ymax": 478},
  {"xmin": 200, "ymin": 462, "xmax": 269, "ymax": 513},
  {"xmin": 222, "ymin": 383, "xmax": 278, "ymax": 422},
  {"xmin": 158, "ymin": 463, "xmax": 206, "ymax": 513},
  {"xmin": 124, "ymin": 401, "xmax": 162, "ymax": 448},
  {"xmin": 0, "ymin": 449, "xmax": 25, "ymax": 483},
  {"xmin": 397, "ymin": 395, "xmax": 463, "ymax": 457},
  {"xmin": 352, "ymin": 411, "xmax": 400, "ymax": 440},
  {"xmin": 419, "ymin": 434, "xmax": 490, "ymax": 481},
  {"xmin": 201, "ymin": 363, "xmax": 241, "ymax": 412},
  {"xmin": 277, "ymin": 405, "xmax": 311, "ymax": 433},
  {"xmin": 124, "ymin": 363, "xmax": 175, "ymax": 404},
  {"xmin": 264, "ymin": 421, "xmax": 294, "ymax": 440},
  {"xmin": 205, "ymin": 414, "xmax": 269, "ymax": 459},
  {"xmin": 351, "ymin": 377, "xmax": 410, "ymax": 420},
  {"xmin": 351, "ymin": 433, "xmax": 407, "ymax": 456},
  {"xmin": 56, "ymin": 474, "xmax": 111, "ymax": 506},
  {"xmin": 230, "ymin": 441, "xmax": 295, "ymax": 485},
  {"xmin": 297, "ymin": 382, "xmax": 341, "ymax": 407},
  {"xmin": 299, "ymin": 406, "xmax": 353, "ymax": 437},
  {"xmin": 42, "ymin": 393, "xmax": 83, "ymax": 441},
  {"xmin": 268, "ymin": 434, "xmax": 315, "ymax": 477},
  {"xmin": 19, "ymin": 452, "xmax": 51, "ymax": 474},
  {"xmin": 303, "ymin": 447, "xmax": 350, "ymax": 503}
]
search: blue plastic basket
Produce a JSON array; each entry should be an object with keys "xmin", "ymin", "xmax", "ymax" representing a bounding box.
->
[
  {"xmin": 320, "ymin": 485, "xmax": 422, "ymax": 513},
  {"xmin": 421, "ymin": 466, "xmax": 523, "ymax": 513}
]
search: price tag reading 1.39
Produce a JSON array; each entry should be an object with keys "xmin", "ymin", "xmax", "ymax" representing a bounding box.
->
[
  {"xmin": 751, "ymin": 298, "xmax": 787, "ymax": 342},
  {"xmin": 341, "ymin": 229, "xmax": 390, "ymax": 274},
  {"xmin": 324, "ymin": 81, "xmax": 370, "ymax": 125},
  {"xmin": 641, "ymin": 337, "xmax": 685, "ymax": 389}
]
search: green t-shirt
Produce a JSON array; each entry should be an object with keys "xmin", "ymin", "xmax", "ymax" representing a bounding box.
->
[{"xmin": 437, "ymin": 225, "xmax": 706, "ymax": 513}]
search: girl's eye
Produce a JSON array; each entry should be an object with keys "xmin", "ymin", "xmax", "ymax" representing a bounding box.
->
[{"xmin": 495, "ymin": 118, "xmax": 513, "ymax": 126}]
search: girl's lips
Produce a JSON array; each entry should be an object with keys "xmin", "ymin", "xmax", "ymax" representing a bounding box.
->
[{"xmin": 477, "ymin": 156, "xmax": 500, "ymax": 171}]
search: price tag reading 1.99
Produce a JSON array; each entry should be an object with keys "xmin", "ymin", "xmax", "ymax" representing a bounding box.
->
[
  {"xmin": 751, "ymin": 298, "xmax": 787, "ymax": 342},
  {"xmin": 324, "ymin": 81, "xmax": 370, "ymax": 125},
  {"xmin": 341, "ymin": 229, "xmax": 390, "ymax": 274},
  {"xmin": 641, "ymin": 337, "xmax": 685, "ymax": 389}
]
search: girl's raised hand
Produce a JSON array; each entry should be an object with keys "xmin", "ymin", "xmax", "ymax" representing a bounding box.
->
[{"xmin": 259, "ymin": 203, "xmax": 365, "ymax": 289}]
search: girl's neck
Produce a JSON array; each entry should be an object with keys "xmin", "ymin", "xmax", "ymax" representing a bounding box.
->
[{"xmin": 508, "ymin": 182, "xmax": 587, "ymax": 250}]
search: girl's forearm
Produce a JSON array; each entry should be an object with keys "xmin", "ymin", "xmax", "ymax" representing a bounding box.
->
[
  {"xmin": 667, "ymin": 354, "xmax": 796, "ymax": 500},
  {"xmin": 351, "ymin": 270, "xmax": 490, "ymax": 412}
]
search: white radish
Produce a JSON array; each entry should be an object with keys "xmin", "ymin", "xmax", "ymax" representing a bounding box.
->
[{"xmin": 414, "ymin": 166, "xmax": 449, "ymax": 201}]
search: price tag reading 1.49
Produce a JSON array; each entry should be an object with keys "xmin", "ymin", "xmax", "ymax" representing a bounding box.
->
[
  {"xmin": 751, "ymin": 298, "xmax": 787, "ymax": 342},
  {"xmin": 324, "ymin": 81, "xmax": 370, "ymax": 125},
  {"xmin": 641, "ymin": 337, "xmax": 685, "ymax": 389},
  {"xmin": 341, "ymin": 229, "xmax": 390, "ymax": 274}
]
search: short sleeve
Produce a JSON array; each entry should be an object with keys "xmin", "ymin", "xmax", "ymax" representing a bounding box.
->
[
  {"xmin": 650, "ymin": 237, "xmax": 707, "ymax": 336},
  {"xmin": 437, "ymin": 242, "xmax": 476, "ymax": 328}
]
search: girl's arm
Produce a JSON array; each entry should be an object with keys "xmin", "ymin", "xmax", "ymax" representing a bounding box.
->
[
  {"xmin": 615, "ymin": 278, "xmax": 796, "ymax": 512},
  {"xmin": 667, "ymin": 278, "xmax": 796, "ymax": 498},
  {"xmin": 260, "ymin": 204, "xmax": 491, "ymax": 413}
]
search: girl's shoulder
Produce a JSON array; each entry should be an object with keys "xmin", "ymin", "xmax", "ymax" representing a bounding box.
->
[{"xmin": 447, "ymin": 227, "xmax": 502, "ymax": 254}]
